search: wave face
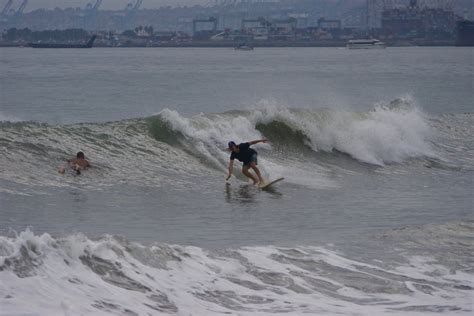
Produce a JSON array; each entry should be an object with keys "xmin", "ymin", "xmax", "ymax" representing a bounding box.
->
[
  {"xmin": 154, "ymin": 98, "xmax": 436, "ymax": 166},
  {"xmin": 1, "ymin": 98, "xmax": 472, "ymax": 192},
  {"xmin": 1, "ymin": 222, "xmax": 473, "ymax": 315}
]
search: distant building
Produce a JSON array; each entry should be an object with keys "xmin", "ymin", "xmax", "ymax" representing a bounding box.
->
[
  {"xmin": 270, "ymin": 18, "xmax": 296, "ymax": 41},
  {"xmin": 289, "ymin": 13, "xmax": 309, "ymax": 29},
  {"xmin": 317, "ymin": 18, "xmax": 341, "ymax": 30},
  {"xmin": 381, "ymin": 5, "xmax": 460, "ymax": 40},
  {"xmin": 317, "ymin": 18, "xmax": 342, "ymax": 40},
  {"xmin": 272, "ymin": 18, "xmax": 296, "ymax": 34},
  {"xmin": 242, "ymin": 19, "xmax": 262, "ymax": 30},
  {"xmin": 192, "ymin": 17, "xmax": 218, "ymax": 40},
  {"xmin": 242, "ymin": 18, "xmax": 268, "ymax": 40},
  {"xmin": 456, "ymin": 20, "xmax": 474, "ymax": 46}
]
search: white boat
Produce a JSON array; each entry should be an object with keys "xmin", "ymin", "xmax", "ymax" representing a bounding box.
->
[
  {"xmin": 347, "ymin": 39, "xmax": 386, "ymax": 49},
  {"xmin": 234, "ymin": 44, "xmax": 254, "ymax": 51}
]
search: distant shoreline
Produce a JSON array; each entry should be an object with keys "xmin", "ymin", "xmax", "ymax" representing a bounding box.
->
[{"xmin": 0, "ymin": 40, "xmax": 457, "ymax": 48}]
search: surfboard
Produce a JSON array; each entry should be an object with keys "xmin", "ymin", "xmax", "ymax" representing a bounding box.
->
[
  {"xmin": 259, "ymin": 177, "xmax": 284, "ymax": 190},
  {"xmin": 58, "ymin": 164, "xmax": 82, "ymax": 175}
]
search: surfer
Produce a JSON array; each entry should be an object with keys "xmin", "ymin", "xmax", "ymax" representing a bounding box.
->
[
  {"xmin": 58, "ymin": 151, "xmax": 90, "ymax": 175},
  {"xmin": 226, "ymin": 139, "xmax": 267, "ymax": 185}
]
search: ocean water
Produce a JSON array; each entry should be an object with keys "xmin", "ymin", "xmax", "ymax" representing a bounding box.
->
[{"xmin": 0, "ymin": 47, "xmax": 473, "ymax": 315}]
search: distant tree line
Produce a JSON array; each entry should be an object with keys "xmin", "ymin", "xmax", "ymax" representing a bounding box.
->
[{"xmin": 2, "ymin": 28, "xmax": 90, "ymax": 42}]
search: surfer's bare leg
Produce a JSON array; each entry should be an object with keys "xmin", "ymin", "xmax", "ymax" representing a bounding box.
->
[
  {"xmin": 242, "ymin": 166, "xmax": 258, "ymax": 185},
  {"xmin": 249, "ymin": 162, "xmax": 264, "ymax": 184}
]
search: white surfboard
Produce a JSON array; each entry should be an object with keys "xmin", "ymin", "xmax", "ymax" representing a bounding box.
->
[{"xmin": 259, "ymin": 177, "xmax": 284, "ymax": 190}]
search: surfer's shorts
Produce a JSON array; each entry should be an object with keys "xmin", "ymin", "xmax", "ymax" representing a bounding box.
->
[{"xmin": 243, "ymin": 153, "xmax": 258, "ymax": 167}]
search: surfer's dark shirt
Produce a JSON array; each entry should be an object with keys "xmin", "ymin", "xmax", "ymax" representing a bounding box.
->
[{"xmin": 230, "ymin": 142, "xmax": 256, "ymax": 164}]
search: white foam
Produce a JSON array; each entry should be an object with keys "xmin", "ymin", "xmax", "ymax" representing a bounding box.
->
[
  {"xmin": 249, "ymin": 99, "xmax": 436, "ymax": 166},
  {"xmin": 1, "ymin": 229, "xmax": 472, "ymax": 316},
  {"xmin": 0, "ymin": 111, "xmax": 22, "ymax": 122},
  {"xmin": 158, "ymin": 107, "xmax": 336, "ymax": 188}
]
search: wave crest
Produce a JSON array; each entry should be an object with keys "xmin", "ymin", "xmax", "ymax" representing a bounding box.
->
[{"xmin": 155, "ymin": 100, "xmax": 436, "ymax": 166}]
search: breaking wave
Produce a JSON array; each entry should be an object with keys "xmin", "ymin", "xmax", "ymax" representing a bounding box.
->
[
  {"xmin": 1, "ymin": 222, "xmax": 473, "ymax": 315},
  {"xmin": 152, "ymin": 98, "xmax": 436, "ymax": 166},
  {"xmin": 1, "ymin": 98, "xmax": 472, "ymax": 191}
]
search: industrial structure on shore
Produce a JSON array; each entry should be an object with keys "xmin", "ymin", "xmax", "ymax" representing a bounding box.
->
[{"xmin": 1, "ymin": 0, "xmax": 472, "ymax": 47}]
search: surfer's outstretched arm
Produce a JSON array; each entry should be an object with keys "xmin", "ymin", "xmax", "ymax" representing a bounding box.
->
[
  {"xmin": 226, "ymin": 160, "xmax": 234, "ymax": 180},
  {"xmin": 248, "ymin": 139, "xmax": 267, "ymax": 145}
]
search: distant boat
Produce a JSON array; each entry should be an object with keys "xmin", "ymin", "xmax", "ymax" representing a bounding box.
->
[
  {"xmin": 28, "ymin": 35, "xmax": 97, "ymax": 48},
  {"xmin": 234, "ymin": 42, "xmax": 254, "ymax": 51},
  {"xmin": 347, "ymin": 39, "xmax": 386, "ymax": 49}
]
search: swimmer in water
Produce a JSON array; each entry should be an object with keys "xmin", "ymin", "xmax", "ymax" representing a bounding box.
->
[{"xmin": 58, "ymin": 151, "xmax": 90, "ymax": 175}]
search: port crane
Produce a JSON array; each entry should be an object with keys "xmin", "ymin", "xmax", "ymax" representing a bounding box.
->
[
  {"xmin": 0, "ymin": 0, "xmax": 27, "ymax": 23},
  {"xmin": 84, "ymin": 0, "xmax": 102, "ymax": 30},
  {"xmin": 14, "ymin": 0, "xmax": 27, "ymax": 17},
  {"xmin": 1, "ymin": 0, "xmax": 13, "ymax": 16},
  {"xmin": 1, "ymin": 0, "xmax": 27, "ymax": 17},
  {"xmin": 123, "ymin": 0, "xmax": 143, "ymax": 30},
  {"xmin": 85, "ymin": 0, "xmax": 102, "ymax": 11}
]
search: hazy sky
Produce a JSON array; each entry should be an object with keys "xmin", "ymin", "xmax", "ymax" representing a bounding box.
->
[{"xmin": 0, "ymin": 0, "xmax": 210, "ymax": 12}]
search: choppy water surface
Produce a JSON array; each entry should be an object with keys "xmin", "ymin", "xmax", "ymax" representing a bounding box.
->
[{"xmin": 0, "ymin": 47, "xmax": 473, "ymax": 315}]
